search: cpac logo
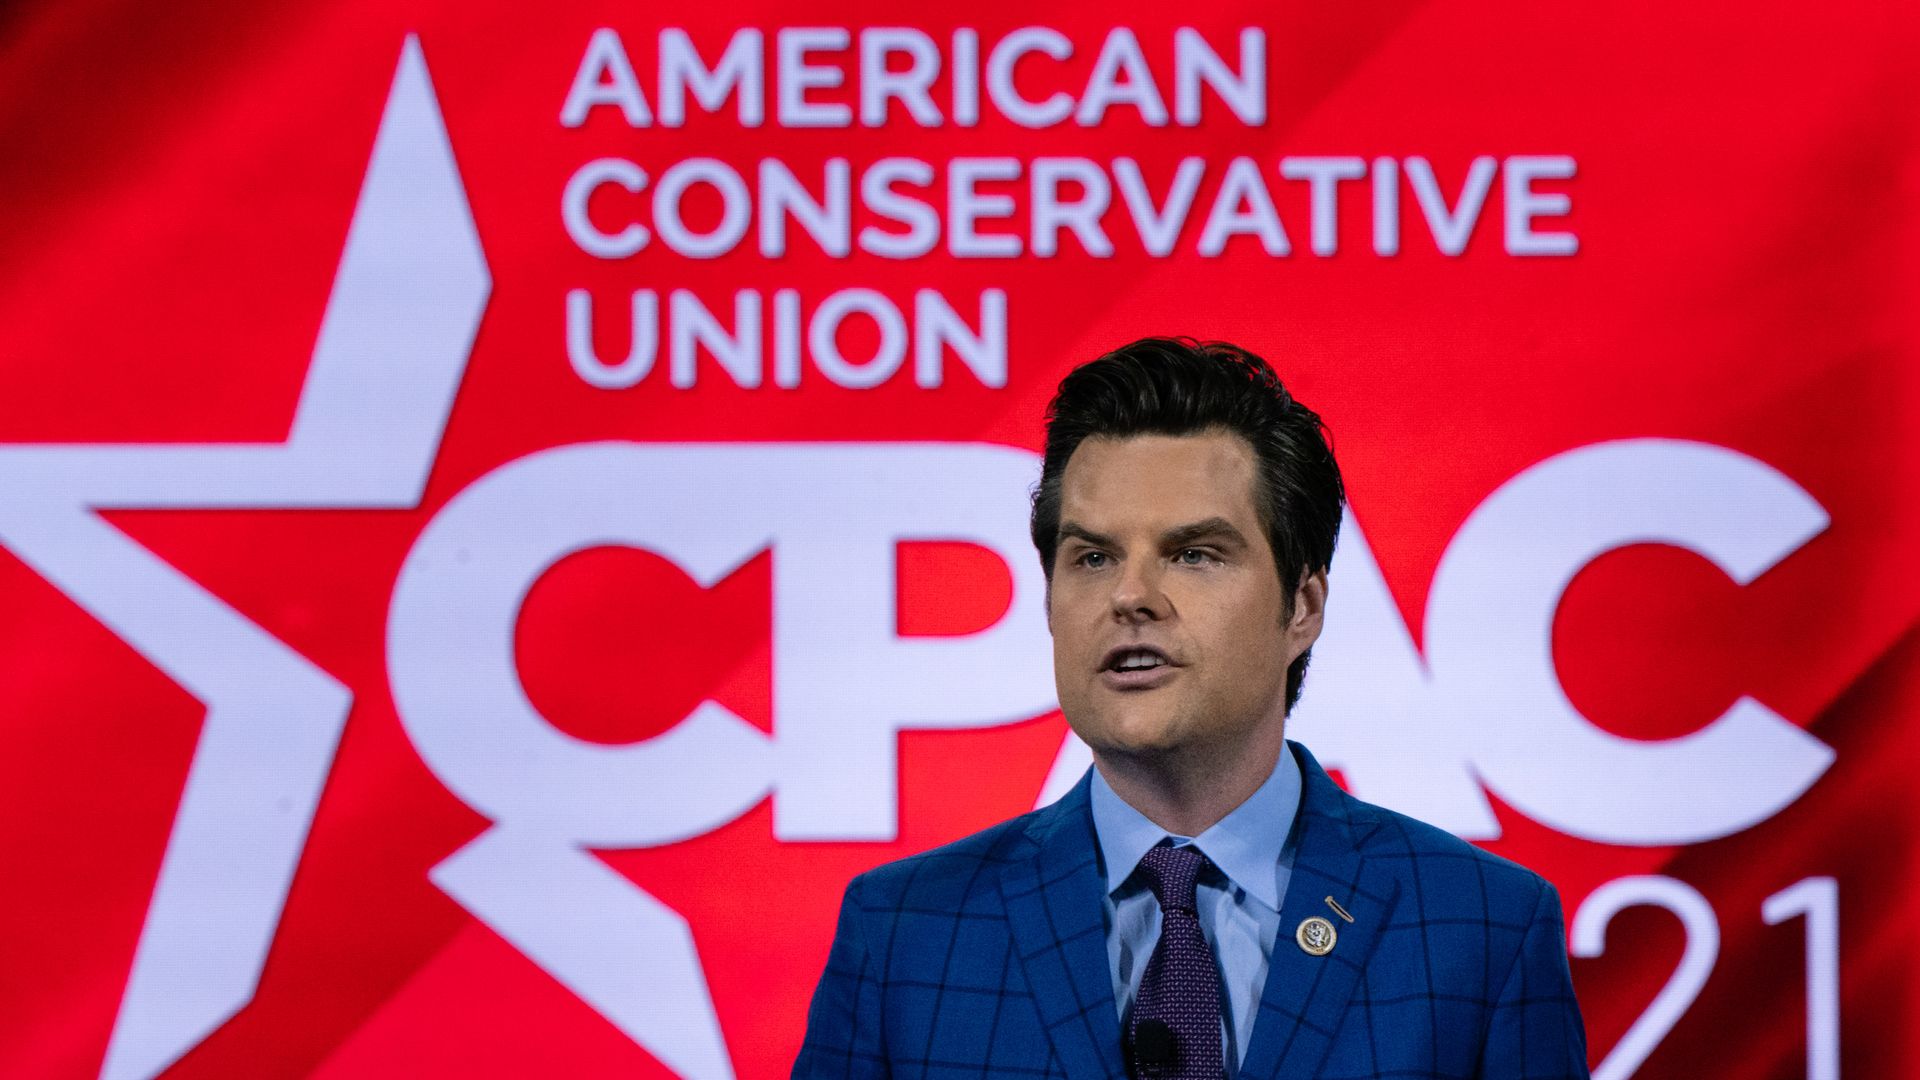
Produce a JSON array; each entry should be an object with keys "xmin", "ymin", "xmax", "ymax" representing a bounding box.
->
[{"xmin": 0, "ymin": 38, "xmax": 1831, "ymax": 1080}]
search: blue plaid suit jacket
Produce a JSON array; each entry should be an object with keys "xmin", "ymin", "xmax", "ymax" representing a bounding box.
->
[{"xmin": 794, "ymin": 741, "xmax": 1588, "ymax": 1079}]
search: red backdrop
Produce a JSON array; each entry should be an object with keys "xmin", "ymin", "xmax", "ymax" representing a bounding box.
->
[{"xmin": 2, "ymin": 3, "xmax": 1916, "ymax": 1078}]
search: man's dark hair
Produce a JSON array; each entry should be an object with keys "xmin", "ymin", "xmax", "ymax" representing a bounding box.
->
[{"xmin": 1029, "ymin": 336, "xmax": 1346, "ymax": 712}]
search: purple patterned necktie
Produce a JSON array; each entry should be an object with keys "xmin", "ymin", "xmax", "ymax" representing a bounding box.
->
[{"xmin": 1128, "ymin": 844, "xmax": 1224, "ymax": 1079}]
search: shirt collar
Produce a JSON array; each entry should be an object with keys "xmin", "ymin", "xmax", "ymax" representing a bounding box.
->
[{"xmin": 1088, "ymin": 743, "xmax": 1302, "ymax": 914}]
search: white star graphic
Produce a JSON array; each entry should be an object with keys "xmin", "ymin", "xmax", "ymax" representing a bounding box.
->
[{"xmin": 0, "ymin": 35, "xmax": 739, "ymax": 1080}]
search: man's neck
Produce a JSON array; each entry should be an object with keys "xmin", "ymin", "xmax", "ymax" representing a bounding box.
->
[{"xmin": 1091, "ymin": 728, "xmax": 1287, "ymax": 838}]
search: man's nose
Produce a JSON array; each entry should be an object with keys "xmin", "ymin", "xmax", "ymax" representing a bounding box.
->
[{"xmin": 1109, "ymin": 561, "xmax": 1170, "ymax": 622}]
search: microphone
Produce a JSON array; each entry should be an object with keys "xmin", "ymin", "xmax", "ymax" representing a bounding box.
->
[{"xmin": 1133, "ymin": 1018, "xmax": 1178, "ymax": 1072}]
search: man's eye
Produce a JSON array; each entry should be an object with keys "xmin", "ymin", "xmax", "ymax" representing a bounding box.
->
[
  {"xmin": 1075, "ymin": 550, "xmax": 1109, "ymax": 569},
  {"xmin": 1175, "ymin": 548, "xmax": 1214, "ymax": 566}
]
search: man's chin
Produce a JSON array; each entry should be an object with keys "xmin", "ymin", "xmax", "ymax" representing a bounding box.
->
[{"xmin": 1076, "ymin": 717, "xmax": 1188, "ymax": 761}]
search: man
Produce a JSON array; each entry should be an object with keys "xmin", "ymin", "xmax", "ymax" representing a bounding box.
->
[{"xmin": 794, "ymin": 338, "xmax": 1589, "ymax": 1079}]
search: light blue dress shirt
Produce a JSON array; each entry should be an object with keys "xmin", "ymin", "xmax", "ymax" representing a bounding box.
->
[{"xmin": 1088, "ymin": 744, "xmax": 1303, "ymax": 1078}]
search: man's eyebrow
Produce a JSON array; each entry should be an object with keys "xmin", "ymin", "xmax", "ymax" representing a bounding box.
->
[
  {"xmin": 1056, "ymin": 522, "xmax": 1115, "ymax": 548},
  {"xmin": 1057, "ymin": 518, "xmax": 1250, "ymax": 549},
  {"xmin": 1161, "ymin": 517, "xmax": 1249, "ymax": 548}
]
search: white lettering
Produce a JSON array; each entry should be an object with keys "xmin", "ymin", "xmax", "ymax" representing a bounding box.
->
[
  {"xmin": 777, "ymin": 27, "xmax": 852, "ymax": 128},
  {"xmin": 1407, "ymin": 155, "xmax": 1496, "ymax": 256},
  {"xmin": 658, "ymin": 28, "xmax": 764, "ymax": 127},
  {"xmin": 914, "ymin": 288, "xmax": 1007, "ymax": 388},
  {"xmin": 670, "ymin": 290, "xmax": 762, "ymax": 388},
  {"xmin": 860, "ymin": 28, "xmax": 942, "ymax": 126},
  {"xmin": 1425, "ymin": 439, "xmax": 1833, "ymax": 844},
  {"xmin": 1280, "ymin": 156, "xmax": 1366, "ymax": 256},
  {"xmin": 949, "ymin": 157, "xmax": 1023, "ymax": 258},
  {"xmin": 388, "ymin": 442, "xmax": 1054, "ymax": 844},
  {"xmin": 561, "ymin": 158, "xmax": 648, "ymax": 258},
  {"xmin": 858, "ymin": 157, "xmax": 939, "ymax": 259},
  {"xmin": 810, "ymin": 289, "xmax": 908, "ymax": 388},
  {"xmin": 1031, "ymin": 157, "xmax": 1114, "ymax": 257},
  {"xmin": 1174, "ymin": 28, "xmax": 1265, "ymax": 126},
  {"xmin": 1197, "ymin": 157, "xmax": 1289, "ymax": 256},
  {"xmin": 985, "ymin": 27, "xmax": 1074, "ymax": 128},
  {"xmin": 566, "ymin": 288, "xmax": 658, "ymax": 388},
  {"xmin": 1371, "ymin": 156, "xmax": 1400, "ymax": 256},
  {"xmin": 561, "ymin": 28, "xmax": 651, "ymax": 127},
  {"xmin": 652, "ymin": 158, "xmax": 751, "ymax": 258},
  {"xmin": 758, "ymin": 158, "xmax": 851, "ymax": 257},
  {"xmin": 1114, "ymin": 156, "xmax": 1205, "ymax": 256},
  {"xmin": 1504, "ymin": 154, "xmax": 1579, "ymax": 255},
  {"xmin": 951, "ymin": 29, "xmax": 981, "ymax": 126},
  {"xmin": 1076, "ymin": 28, "xmax": 1167, "ymax": 126}
]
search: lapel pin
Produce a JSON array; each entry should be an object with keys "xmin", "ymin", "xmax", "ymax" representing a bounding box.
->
[
  {"xmin": 1296, "ymin": 916, "xmax": 1337, "ymax": 956},
  {"xmin": 1324, "ymin": 896, "xmax": 1355, "ymax": 923}
]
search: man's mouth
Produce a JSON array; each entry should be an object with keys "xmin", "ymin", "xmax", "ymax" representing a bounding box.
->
[{"xmin": 1101, "ymin": 645, "xmax": 1173, "ymax": 673}]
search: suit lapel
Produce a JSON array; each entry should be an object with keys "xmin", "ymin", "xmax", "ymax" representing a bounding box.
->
[
  {"xmin": 1001, "ymin": 772, "xmax": 1126, "ymax": 1080},
  {"xmin": 1237, "ymin": 742, "xmax": 1403, "ymax": 1080}
]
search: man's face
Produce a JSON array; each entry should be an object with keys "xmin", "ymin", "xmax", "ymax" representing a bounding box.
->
[{"xmin": 1047, "ymin": 429, "xmax": 1325, "ymax": 766}]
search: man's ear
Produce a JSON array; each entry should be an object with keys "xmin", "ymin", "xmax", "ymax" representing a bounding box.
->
[
  {"xmin": 1042, "ymin": 574, "xmax": 1054, "ymax": 634},
  {"xmin": 1287, "ymin": 567, "xmax": 1328, "ymax": 644}
]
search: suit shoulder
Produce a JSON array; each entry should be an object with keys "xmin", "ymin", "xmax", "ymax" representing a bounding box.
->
[
  {"xmin": 847, "ymin": 807, "xmax": 1042, "ymax": 912},
  {"xmin": 1348, "ymin": 794, "xmax": 1557, "ymax": 920}
]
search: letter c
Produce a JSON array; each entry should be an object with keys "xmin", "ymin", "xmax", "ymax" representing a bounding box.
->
[
  {"xmin": 388, "ymin": 442, "xmax": 773, "ymax": 847},
  {"xmin": 562, "ymin": 157, "xmax": 650, "ymax": 259},
  {"xmin": 1425, "ymin": 438, "xmax": 1833, "ymax": 845}
]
